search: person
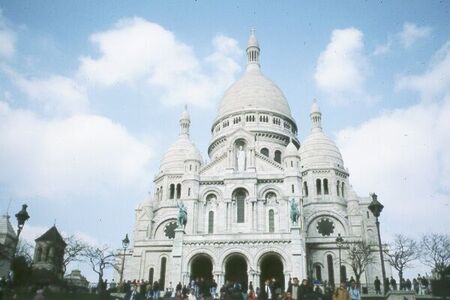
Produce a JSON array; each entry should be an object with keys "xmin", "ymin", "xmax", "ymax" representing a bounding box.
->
[
  {"xmin": 298, "ymin": 279, "xmax": 312, "ymax": 300},
  {"xmin": 261, "ymin": 279, "xmax": 274, "ymax": 300},
  {"xmin": 413, "ymin": 278, "xmax": 419, "ymax": 294},
  {"xmin": 348, "ymin": 282, "xmax": 360, "ymax": 300},
  {"xmin": 374, "ymin": 277, "xmax": 381, "ymax": 295},
  {"xmin": 286, "ymin": 277, "xmax": 300, "ymax": 300},
  {"xmin": 405, "ymin": 279, "xmax": 412, "ymax": 291},
  {"xmin": 211, "ymin": 279, "xmax": 218, "ymax": 298},
  {"xmin": 314, "ymin": 285, "xmax": 323, "ymax": 300},
  {"xmin": 332, "ymin": 283, "xmax": 349, "ymax": 300},
  {"xmin": 248, "ymin": 286, "xmax": 257, "ymax": 300},
  {"xmin": 390, "ymin": 277, "xmax": 397, "ymax": 291},
  {"xmin": 188, "ymin": 289, "xmax": 197, "ymax": 300}
]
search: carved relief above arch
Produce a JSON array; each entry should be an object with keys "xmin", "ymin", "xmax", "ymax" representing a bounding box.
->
[
  {"xmin": 153, "ymin": 218, "xmax": 178, "ymax": 240},
  {"xmin": 305, "ymin": 211, "xmax": 349, "ymax": 237},
  {"xmin": 258, "ymin": 184, "xmax": 283, "ymax": 201}
]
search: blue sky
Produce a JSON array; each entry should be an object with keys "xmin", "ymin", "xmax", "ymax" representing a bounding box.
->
[{"xmin": 0, "ymin": 1, "xmax": 449, "ymax": 281}]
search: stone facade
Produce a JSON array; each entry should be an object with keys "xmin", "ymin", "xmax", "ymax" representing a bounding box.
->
[
  {"xmin": 0, "ymin": 215, "xmax": 17, "ymax": 278},
  {"xmin": 33, "ymin": 226, "xmax": 66, "ymax": 279},
  {"xmin": 122, "ymin": 32, "xmax": 389, "ymax": 291}
]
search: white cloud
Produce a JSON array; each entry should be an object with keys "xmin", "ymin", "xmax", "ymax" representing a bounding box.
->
[
  {"xmin": 78, "ymin": 17, "xmax": 241, "ymax": 107},
  {"xmin": 373, "ymin": 39, "xmax": 392, "ymax": 56},
  {"xmin": 0, "ymin": 9, "xmax": 16, "ymax": 58},
  {"xmin": 400, "ymin": 22, "xmax": 432, "ymax": 48},
  {"xmin": 314, "ymin": 28, "xmax": 370, "ymax": 103},
  {"xmin": 396, "ymin": 41, "xmax": 450, "ymax": 101},
  {"xmin": 337, "ymin": 98, "xmax": 450, "ymax": 235},
  {"xmin": 0, "ymin": 101, "xmax": 152, "ymax": 201},
  {"xmin": 18, "ymin": 74, "xmax": 88, "ymax": 116},
  {"xmin": 337, "ymin": 41, "xmax": 450, "ymax": 236}
]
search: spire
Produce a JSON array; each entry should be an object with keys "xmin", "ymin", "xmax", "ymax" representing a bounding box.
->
[
  {"xmin": 246, "ymin": 28, "xmax": 260, "ymax": 70},
  {"xmin": 310, "ymin": 99, "xmax": 322, "ymax": 131},
  {"xmin": 179, "ymin": 105, "xmax": 190, "ymax": 136}
]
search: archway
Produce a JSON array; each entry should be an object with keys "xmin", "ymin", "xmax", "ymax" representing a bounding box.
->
[
  {"xmin": 191, "ymin": 254, "xmax": 213, "ymax": 282},
  {"xmin": 259, "ymin": 254, "xmax": 284, "ymax": 291},
  {"xmin": 225, "ymin": 254, "xmax": 248, "ymax": 291}
]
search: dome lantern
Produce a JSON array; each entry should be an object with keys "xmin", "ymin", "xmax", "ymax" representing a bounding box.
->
[
  {"xmin": 179, "ymin": 105, "xmax": 190, "ymax": 136},
  {"xmin": 310, "ymin": 99, "xmax": 322, "ymax": 131},
  {"xmin": 246, "ymin": 29, "xmax": 260, "ymax": 70}
]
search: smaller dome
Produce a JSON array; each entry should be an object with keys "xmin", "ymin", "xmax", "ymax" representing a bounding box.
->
[
  {"xmin": 284, "ymin": 141, "xmax": 298, "ymax": 157},
  {"xmin": 160, "ymin": 136, "xmax": 202, "ymax": 173},
  {"xmin": 299, "ymin": 130, "xmax": 344, "ymax": 168},
  {"xmin": 185, "ymin": 145, "xmax": 203, "ymax": 162}
]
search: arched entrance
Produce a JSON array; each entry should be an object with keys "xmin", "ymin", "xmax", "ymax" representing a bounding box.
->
[
  {"xmin": 260, "ymin": 254, "xmax": 284, "ymax": 291},
  {"xmin": 191, "ymin": 254, "xmax": 213, "ymax": 281},
  {"xmin": 225, "ymin": 254, "xmax": 248, "ymax": 291}
]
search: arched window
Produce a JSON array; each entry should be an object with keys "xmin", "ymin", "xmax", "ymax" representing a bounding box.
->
[
  {"xmin": 37, "ymin": 247, "xmax": 43, "ymax": 262},
  {"xmin": 316, "ymin": 179, "xmax": 322, "ymax": 195},
  {"xmin": 261, "ymin": 148, "xmax": 269, "ymax": 157},
  {"xmin": 160, "ymin": 257, "xmax": 167, "ymax": 289},
  {"xmin": 274, "ymin": 150, "xmax": 282, "ymax": 163},
  {"xmin": 303, "ymin": 182, "xmax": 309, "ymax": 197},
  {"xmin": 169, "ymin": 184, "xmax": 175, "ymax": 199},
  {"xmin": 160, "ymin": 186, "xmax": 163, "ymax": 200},
  {"xmin": 269, "ymin": 209, "xmax": 275, "ymax": 233},
  {"xmin": 337, "ymin": 180, "xmax": 340, "ymax": 196},
  {"xmin": 327, "ymin": 254, "xmax": 335, "ymax": 286},
  {"xmin": 315, "ymin": 265, "xmax": 322, "ymax": 281},
  {"xmin": 208, "ymin": 211, "xmax": 214, "ymax": 234},
  {"xmin": 234, "ymin": 189, "xmax": 247, "ymax": 223},
  {"xmin": 367, "ymin": 211, "xmax": 370, "ymax": 219},
  {"xmin": 291, "ymin": 184, "xmax": 295, "ymax": 193},
  {"xmin": 149, "ymin": 267, "xmax": 154, "ymax": 283},
  {"xmin": 341, "ymin": 182, "xmax": 345, "ymax": 197},
  {"xmin": 188, "ymin": 188, "xmax": 191, "ymax": 197},
  {"xmin": 323, "ymin": 179, "xmax": 329, "ymax": 195},
  {"xmin": 176, "ymin": 184, "xmax": 181, "ymax": 199}
]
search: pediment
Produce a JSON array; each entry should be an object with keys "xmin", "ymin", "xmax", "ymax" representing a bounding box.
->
[{"xmin": 255, "ymin": 152, "xmax": 284, "ymax": 172}]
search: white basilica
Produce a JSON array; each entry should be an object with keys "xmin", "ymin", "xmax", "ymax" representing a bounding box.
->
[{"xmin": 122, "ymin": 32, "xmax": 384, "ymax": 291}]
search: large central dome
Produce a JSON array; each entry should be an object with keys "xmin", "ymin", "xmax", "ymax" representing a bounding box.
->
[
  {"xmin": 215, "ymin": 31, "xmax": 293, "ymax": 121},
  {"xmin": 216, "ymin": 67, "xmax": 293, "ymax": 120}
]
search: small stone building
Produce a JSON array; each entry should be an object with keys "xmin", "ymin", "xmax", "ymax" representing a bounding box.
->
[
  {"xmin": 0, "ymin": 215, "xmax": 17, "ymax": 278},
  {"xmin": 33, "ymin": 226, "xmax": 66, "ymax": 280}
]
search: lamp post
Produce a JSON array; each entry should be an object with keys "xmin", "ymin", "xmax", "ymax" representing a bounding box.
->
[
  {"xmin": 12, "ymin": 204, "xmax": 30, "ymax": 259},
  {"xmin": 336, "ymin": 233, "xmax": 344, "ymax": 284},
  {"xmin": 368, "ymin": 193, "xmax": 387, "ymax": 295},
  {"xmin": 10, "ymin": 204, "xmax": 30, "ymax": 283},
  {"xmin": 119, "ymin": 234, "xmax": 130, "ymax": 284}
]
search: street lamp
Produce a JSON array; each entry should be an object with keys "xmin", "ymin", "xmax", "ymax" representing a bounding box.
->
[
  {"xmin": 368, "ymin": 193, "xmax": 387, "ymax": 295},
  {"xmin": 15, "ymin": 204, "xmax": 30, "ymax": 240},
  {"xmin": 336, "ymin": 233, "xmax": 344, "ymax": 283},
  {"xmin": 119, "ymin": 234, "xmax": 130, "ymax": 284},
  {"xmin": 10, "ymin": 204, "xmax": 30, "ymax": 282}
]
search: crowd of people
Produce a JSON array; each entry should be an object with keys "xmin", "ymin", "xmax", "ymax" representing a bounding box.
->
[
  {"xmin": 119, "ymin": 276, "xmax": 366, "ymax": 300},
  {"xmin": 373, "ymin": 274, "xmax": 430, "ymax": 295}
]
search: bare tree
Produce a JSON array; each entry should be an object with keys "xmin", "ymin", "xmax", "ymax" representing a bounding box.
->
[
  {"xmin": 345, "ymin": 240, "xmax": 376, "ymax": 284},
  {"xmin": 385, "ymin": 234, "xmax": 418, "ymax": 284},
  {"xmin": 15, "ymin": 238, "xmax": 34, "ymax": 264},
  {"xmin": 420, "ymin": 233, "xmax": 450, "ymax": 279},
  {"xmin": 63, "ymin": 235, "xmax": 88, "ymax": 274},
  {"xmin": 83, "ymin": 245, "xmax": 118, "ymax": 290}
]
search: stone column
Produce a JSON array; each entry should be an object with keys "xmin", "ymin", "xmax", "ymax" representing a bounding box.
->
[
  {"xmin": 170, "ymin": 228, "xmax": 185, "ymax": 285},
  {"xmin": 290, "ymin": 226, "xmax": 306, "ymax": 279}
]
